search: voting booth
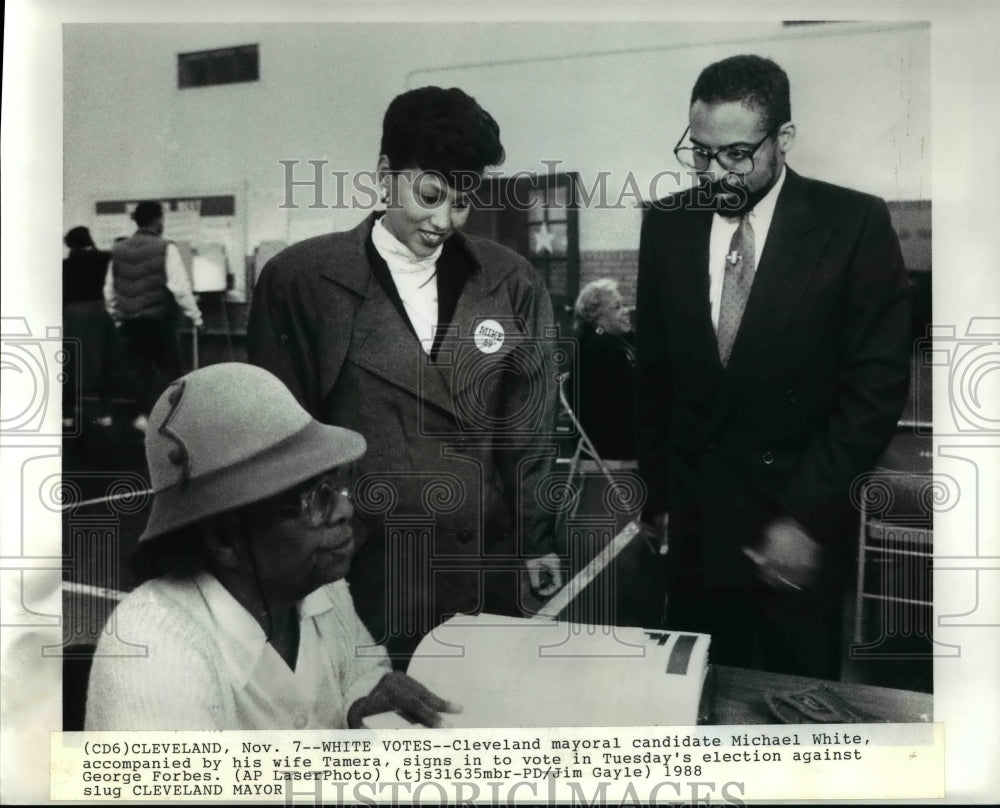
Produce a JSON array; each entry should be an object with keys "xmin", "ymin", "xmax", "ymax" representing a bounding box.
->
[{"xmin": 92, "ymin": 194, "xmax": 245, "ymax": 299}]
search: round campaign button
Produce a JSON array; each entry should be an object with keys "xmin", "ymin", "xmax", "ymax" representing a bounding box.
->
[{"xmin": 474, "ymin": 319, "xmax": 505, "ymax": 354}]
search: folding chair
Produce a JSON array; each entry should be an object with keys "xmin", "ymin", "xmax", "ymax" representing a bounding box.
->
[{"xmin": 555, "ymin": 372, "xmax": 619, "ymax": 521}]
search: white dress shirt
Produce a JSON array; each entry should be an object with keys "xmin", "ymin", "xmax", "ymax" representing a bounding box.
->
[
  {"xmin": 708, "ymin": 166, "xmax": 787, "ymax": 330},
  {"xmin": 371, "ymin": 217, "xmax": 442, "ymax": 355}
]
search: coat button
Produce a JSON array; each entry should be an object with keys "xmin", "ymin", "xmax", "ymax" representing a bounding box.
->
[
  {"xmin": 785, "ymin": 388, "xmax": 797, "ymax": 404},
  {"xmin": 705, "ymin": 441, "xmax": 717, "ymax": 455},
  {"xmin": 454, "ymin": 529, "xmax": 473, "ymax": 544},
  {"xmin": 762, "ymin": 451, "xmax": 775, "ymax": 465}
]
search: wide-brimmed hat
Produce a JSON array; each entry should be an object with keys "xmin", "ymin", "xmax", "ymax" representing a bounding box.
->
[{"xmin": 141, "ymin": 363, "xmax": 366, "ymax": 542}]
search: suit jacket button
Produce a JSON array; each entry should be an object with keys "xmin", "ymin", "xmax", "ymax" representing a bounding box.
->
[
  {"xmin": 454, "ymin": 529, "xmax": 473, "ymax": 543},
  {"xmin": 762, "ymin": 451, "xmax": 775, "ymax": 465},
  {"xmin": 706, "ymin": 441, "xmax": 717, "ymax": 454},
  {"xmin": 785, "ymin": 388, "xmax": 798, "ymax": 404}
]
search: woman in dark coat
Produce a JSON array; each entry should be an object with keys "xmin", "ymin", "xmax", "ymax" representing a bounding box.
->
[
  {"xmin": 573, "ymin": 279, "xmax": 637, "ymax": 461},
  {"xmin": 248, "ymin": 87, "xmax": 563, "ymax": 666}
]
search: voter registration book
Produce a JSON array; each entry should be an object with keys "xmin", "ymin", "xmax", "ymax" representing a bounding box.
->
[{"xmin": 365, "ymin": 614, "xmax": 712, "ymax": 728}]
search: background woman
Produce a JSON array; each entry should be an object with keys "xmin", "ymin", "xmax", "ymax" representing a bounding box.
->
[{"xmin": 248, "ymin": 87, "xmax": 563, "ymax": 665}]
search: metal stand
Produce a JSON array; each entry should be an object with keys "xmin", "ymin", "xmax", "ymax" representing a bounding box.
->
[
  {"xmin": 556, "ymin": 372, "xmax": 618, "ymax": 521},
  {"xmin": 190, "ymin": 291, "xmax": 235, "ymax": 371}
]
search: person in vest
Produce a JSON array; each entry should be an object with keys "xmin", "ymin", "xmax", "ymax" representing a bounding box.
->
[{"xmin": 104, "ymin": 200, "xmax": 203, "ymax": 432}]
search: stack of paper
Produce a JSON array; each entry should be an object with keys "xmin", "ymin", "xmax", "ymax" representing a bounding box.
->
[{"xmin": 369, "ymin": 614, "xmax": 710, "ymax": 728}]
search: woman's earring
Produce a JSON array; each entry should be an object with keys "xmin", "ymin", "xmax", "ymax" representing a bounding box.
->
[{"xmin": 380, "ymin": 186, "xmax": 389, "ymax": 204}]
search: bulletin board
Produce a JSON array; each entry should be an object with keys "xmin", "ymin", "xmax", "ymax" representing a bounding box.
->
[{"xmin": 92, "ymin": 194, "xmax": 247, "ymax": 301}]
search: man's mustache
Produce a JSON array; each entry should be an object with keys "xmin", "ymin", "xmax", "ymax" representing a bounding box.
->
[{"xmin": 697, "ymin": 175, "xmax": 750, "ymax": 214}]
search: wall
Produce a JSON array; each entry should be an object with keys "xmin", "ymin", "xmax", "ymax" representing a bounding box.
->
[
  {"xmin": 413, "ymin": 22, "xmax": 930, "ymax": 296},
  {"xmin": 64, "ymin": 22, "xmax": 929, "ymax": 303}
]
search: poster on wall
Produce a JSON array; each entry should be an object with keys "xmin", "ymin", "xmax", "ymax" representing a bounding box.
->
[{"xmin": 93, "ymin": 194, "xmax": 245, "ymax": 301}]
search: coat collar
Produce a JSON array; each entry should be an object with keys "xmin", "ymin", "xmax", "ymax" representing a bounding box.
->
[
  {"xmin": 329, "ymin": 214, "xmax": 527, "ymax": 417},
  {"xmin": 190, "ymin": 571, "xmax": 339, "ymax": 689},
  {"xmin": 318, "ymin": 212, "xmax": 514, "ymax": 300}
]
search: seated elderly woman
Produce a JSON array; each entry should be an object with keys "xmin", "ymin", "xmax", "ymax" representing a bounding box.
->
[
  {"xmin": 85, "ymin": 363, "xmax": 458, "ymax": 730},
  {"xmin": 572, "ymin": 279, "xmax": 636, "ymax": 461}
]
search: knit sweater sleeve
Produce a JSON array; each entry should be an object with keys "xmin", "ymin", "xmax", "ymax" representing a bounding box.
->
[
  {"xmin": 164, "ymin": 243, "xmax": 203, "ymax": 326},
  {"xmin": 84, "ymin": 586, "xmax": 225, "ymax": 731}
]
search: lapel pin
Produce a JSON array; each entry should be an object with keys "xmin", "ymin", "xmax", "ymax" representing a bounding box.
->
[{"xmin": 474, "ymin": 319, "xmax": 505, "ymax": 354}]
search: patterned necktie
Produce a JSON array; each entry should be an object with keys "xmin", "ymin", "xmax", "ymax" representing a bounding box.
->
[{"xmin": 716, "ymin": 214, "xmax": 756, "ymax": 367}]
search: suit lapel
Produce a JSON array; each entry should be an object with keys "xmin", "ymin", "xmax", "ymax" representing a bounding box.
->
[
  {"xmin": 724, "ymin": 169, "xmax": 828, "ymax": 376},
  {"xmin": 666, "ymin": 208, "xmax": 722, "ymax": 373}
]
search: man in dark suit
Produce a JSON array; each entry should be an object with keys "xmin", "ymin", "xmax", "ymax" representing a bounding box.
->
[{"xmin": 634, "ymin": 55, "xmax": 911, "ymax": 678}]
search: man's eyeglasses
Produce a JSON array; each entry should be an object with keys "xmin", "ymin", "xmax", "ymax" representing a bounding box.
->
[
  {"xmin": 673, "ymin": 123, "xmax": 781, "ymax": 174},
  {"xmin": 276, "ymin": 468, "xmax": 353, "ymax": 528}
]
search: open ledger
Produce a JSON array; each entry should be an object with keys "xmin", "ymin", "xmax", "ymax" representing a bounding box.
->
[{"xmin": 365, "ymin": 614, "xmax": 712, "ymax": 728}]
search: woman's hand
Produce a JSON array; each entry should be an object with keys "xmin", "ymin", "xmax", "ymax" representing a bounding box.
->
[{"xmin": 347, "ymin": 671, "xmax": 461, "ymax": 728}]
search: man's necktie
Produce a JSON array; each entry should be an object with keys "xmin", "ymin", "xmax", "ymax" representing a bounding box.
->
[{"xmin": 716, "ymin": 214, "xmax": 755, "ymax": 367}]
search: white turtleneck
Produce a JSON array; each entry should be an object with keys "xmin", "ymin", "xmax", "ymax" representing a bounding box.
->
[{"xmin": 371, "ymin": 217, "xmax": 442, "ymax": 355}]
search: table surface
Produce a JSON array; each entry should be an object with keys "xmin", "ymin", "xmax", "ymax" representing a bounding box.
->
[
  {"xmin": 711, "ymin": 665, "xmax": 933, "ymax": 725},
  {"xmin": 63, "ymin": 588, "xmax": 934, "ymax": 728}
]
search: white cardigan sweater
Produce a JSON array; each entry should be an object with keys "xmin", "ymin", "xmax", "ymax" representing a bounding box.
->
[{"xmin": 85, "ymin": 573, "xmax": 389, "ymax": 731}]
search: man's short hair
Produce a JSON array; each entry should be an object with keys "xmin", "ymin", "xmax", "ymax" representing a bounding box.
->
[
  {"xmin": 690, "ymin": 55, "xmax": 791, "ymax": 130},
  {"xmin": 132, "ymin": 200, "xmax": 164, "ymax": 228}
]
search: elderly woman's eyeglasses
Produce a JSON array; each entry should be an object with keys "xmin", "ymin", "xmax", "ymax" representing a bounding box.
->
[
  {"xmin": 277, "ymin": 469, "xmax": 352, "ymax": 527},
  {"xmin": 673, "ymin": 124, "xmax": 781, "ymax": 174}
]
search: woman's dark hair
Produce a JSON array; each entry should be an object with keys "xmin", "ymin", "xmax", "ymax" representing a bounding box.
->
[
  {"xmin": 64, "ymin": 226, "xmax": 95, "ymax": 250},
  {"xmin": 690, "ymin": 55, "xmax": 791, "ymax": 130},
  {"xmin": 380, "ymin": 86, "xmax": 505, "ymax": 185}
]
